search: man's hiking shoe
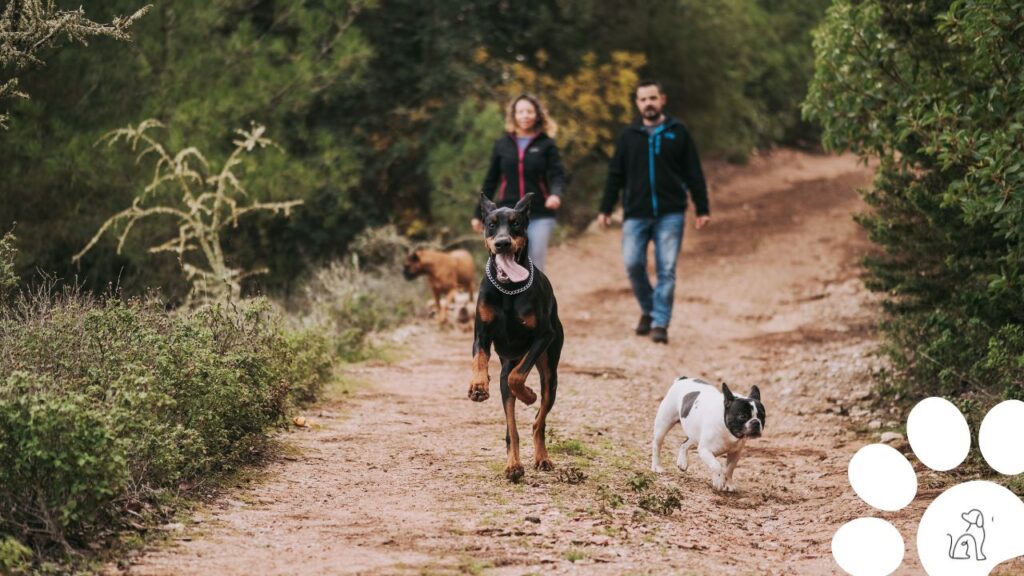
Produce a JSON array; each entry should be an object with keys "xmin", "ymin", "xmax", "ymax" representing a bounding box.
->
[
  {"xmin": 651, "ymin": 326, "xmax": 668, "ymax": 344},
  {"xmin": 635, "ymin": 314, "xmax": 653, "ymax": 336}
]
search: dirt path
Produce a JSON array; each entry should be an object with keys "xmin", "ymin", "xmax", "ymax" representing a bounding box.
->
[{"xmin": 125, "ymin": 150, "xmax": 932, "ymax": 575}]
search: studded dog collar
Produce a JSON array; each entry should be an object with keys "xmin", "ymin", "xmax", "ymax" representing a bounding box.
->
[{"xmin": 485, "ymin": 256, "xmax": 535, "ymax": 296}]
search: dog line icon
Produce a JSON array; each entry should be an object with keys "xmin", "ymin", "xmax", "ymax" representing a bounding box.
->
[{"xmin": 947, "ymin": 508, "xmax": 987, "ymax": 561}]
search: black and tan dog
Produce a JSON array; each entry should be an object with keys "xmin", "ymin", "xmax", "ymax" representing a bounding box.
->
[
  {"xmin": 468, "ymin": 193, "xmax": 564, "ymax": 482},
  {"xmin": 402, "ymin": 247, "xmax": 476, "ymax": 325}
]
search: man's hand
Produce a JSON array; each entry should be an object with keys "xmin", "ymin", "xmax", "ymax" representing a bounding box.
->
[
  {"xmin": 695, "ymin": 215, "xmax": 711, "ymax": 230},
  {"xmin": 471, "ymin": 218, "xmax": 483, "ymax": 233},
  {"xmin": 597, "ymin": 213, "xmax": 611, "ymax": 228},
  {"xmin": 544, "ymin": 195, "xmax": 562, "ymax": 210}
]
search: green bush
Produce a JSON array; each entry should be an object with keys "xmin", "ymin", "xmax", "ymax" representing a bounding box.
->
[
  {"xmin": 0, "ymin": 536, "xmax": 32, "ymax": 575},
  {"xmin": 0, "ymin": 290, "xmax": 335, "ymax": 560},
  {"xmin": 804, "ymin": 0, "xmax": 1024, "ymax": 414},
  {"xmin": 290, "ymin": 226, "xmax": 423, "ymax": 361},
  {"xmin": 279, "ymin": 328, "xmax": 336, "ymax": 407},
  {"xmin": 0, "ymin": 373, "xmax": 127, "ymax": 550}
]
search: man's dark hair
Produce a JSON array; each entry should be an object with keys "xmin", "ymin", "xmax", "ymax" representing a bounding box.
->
[{"xmin": 634, "ymin": 80, "xmax": 665, "ymax": 99}]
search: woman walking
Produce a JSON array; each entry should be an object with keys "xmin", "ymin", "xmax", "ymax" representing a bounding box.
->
[{"xmin": 472, "ymin": 94, "xmax": 567, "ymax": 271}]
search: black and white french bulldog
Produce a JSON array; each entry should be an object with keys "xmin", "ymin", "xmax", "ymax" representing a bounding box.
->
[{"xmin": 651, "ymin": 377, "xmax": 765, "ymax": 492}]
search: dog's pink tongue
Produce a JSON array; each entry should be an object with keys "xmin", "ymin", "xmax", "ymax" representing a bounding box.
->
[{"xmin": 495, "ymin": 253, "xmax": 529, "ymax": 283}]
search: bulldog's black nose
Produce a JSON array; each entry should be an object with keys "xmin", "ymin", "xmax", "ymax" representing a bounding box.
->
[{"xmin": 494, "ymin": 237, "xmax": 511, "ymax": 251}]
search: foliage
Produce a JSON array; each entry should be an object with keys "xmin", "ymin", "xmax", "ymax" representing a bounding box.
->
[
  {"xmin": 0, "ymin": 0, "xmax": 148, "ymax": 128},
  {"xmin": 0, "ymin": 290, "xmax": 334, "ymax": 561},
  {"xmin": 0, "ymin": 230, "xmax": 16, "ymax": 300},
  {"xmin": 0, "ymin": 0, "xmax": 831, "ymax": 295},
  {"xmin": 517, "ymin": 0, "xmax": 831, "ymax": 159},
  {"xmin": 0, "ymin": 0, "xmax": 372, "ymax": 297},
  {"xmin": 74, "ymin": 120, "xmax": 303, "ymax": 305},
  {"xmin": 804, "ymin": 0, "xmax": 1024, "ymax": 411},
  {"xmin": 288, "ymin": 225, "xmax": 422, "ymax": 361},
  {"xmin": 0, "ymin": 536, "xmax": 32, "ymax": 574},
  {"xmin": 426, "ymin": 99, "xmax": 503, "ymax": 235}
]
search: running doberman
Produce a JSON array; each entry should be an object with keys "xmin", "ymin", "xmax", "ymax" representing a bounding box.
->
[{"xmin": 468, "ymin": 193, "xmax": 564, "ymax": 482}]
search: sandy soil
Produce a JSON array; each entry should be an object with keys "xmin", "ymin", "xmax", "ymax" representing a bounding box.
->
[{"xmin": 121, "ymin": 150, "xmax": 1013, "ymax": 575}]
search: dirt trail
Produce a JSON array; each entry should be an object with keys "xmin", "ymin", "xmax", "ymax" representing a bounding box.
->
[{"xmin": 125, "ymin": 151, "xmax": 934, "ymax": 575}]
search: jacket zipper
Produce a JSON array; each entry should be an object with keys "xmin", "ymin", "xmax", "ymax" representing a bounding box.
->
[
  {"xmin": 647, "ymin": 125, "xmax": 666, "ymax": 217},
  {"xmin": 517, "ymin": 135, "xmax": 540, "ymax": 199}
]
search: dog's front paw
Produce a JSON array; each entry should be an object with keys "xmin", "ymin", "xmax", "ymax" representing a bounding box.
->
[
  {"xmin": 535, "ymin": 458, "xmax": 554, "ymax": 472},
  {"xmin": 468, "ymin": 375, "xmax": 490, "ymax": 402},
  {"xmin": 723, "ymin": 481, "xmax": 737, "ymax": 493},
  {"xmin": 467, "ymin": 384, "xmax": 489, "ymax": 402},
  {"xmin": 675, "ymin": 458, "xmax": 689, "ymax": 472},
  {"xmin": 504, "ymin": 463, "xmax": 525, "ymax": 482},
  {"xmin": 651, "ymin": 464, "xmax": 666, "ymax": 474},
  {"xmin": 711, "ymin": 473, "xmax": 727, "ymax": 491}
]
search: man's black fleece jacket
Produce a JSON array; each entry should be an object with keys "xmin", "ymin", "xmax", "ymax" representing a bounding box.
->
[{"xmin": 600, "ymin": 116, "xmax": 709, "ymax": 219}]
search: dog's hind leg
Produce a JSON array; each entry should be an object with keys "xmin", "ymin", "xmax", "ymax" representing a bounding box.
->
[
  {"xmin": 500, "ymin": 359, "xmax": 524, "ymax": 482},
  {"xmin": 433, "ymin": 289, "xmax": 447, "ymax": 324},
  {"xmin": 651, "ymin": 395, "xmax": 678, "ymax": 473},
  {"xmin": 676, "ymin": 437, "xmax": 694, "ymax": 471},
  {"xmin": 533, "ymin": 342, "xmax": 560, "ymax": 471}
]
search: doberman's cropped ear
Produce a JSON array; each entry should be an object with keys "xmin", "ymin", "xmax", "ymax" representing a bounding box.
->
[
  {"xmin": 749, "ymin": 385, "xmax": 761, "ymax": 401},
  {"xmin": 722, "ymin": 383, "xmax": 735, "ymax": 405},
  {"xmin": 513, "ymin": 192, "xmax": 534, "ymax": 216},
  {"xmin": 480, "ymin": 194, "xmax": 498, "ymax": 217}
]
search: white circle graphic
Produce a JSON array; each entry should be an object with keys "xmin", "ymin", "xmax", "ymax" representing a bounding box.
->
[
  {"xmin": 906, "ymin": 397, "xmax": 971, "ymax": 471},
  {"xmin": 832, "ymin": 517, "xmax": 905, "ymax": 576},
  {"xmin": 979, "ymin": 399, "xmax": 1024, "ymax": 475},
  {"xmin": 848, "ymin": 444, "xmax": 916, "ymax": 511}
]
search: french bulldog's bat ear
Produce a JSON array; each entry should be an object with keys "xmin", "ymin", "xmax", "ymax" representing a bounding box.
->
[
  {"xmin": 721, "ymin": 383, "xmax": 735, "ymax": 404},
  {"xmin": 513, "ymin": 192, "xmax": 534, "ymax": 216},
  {"xmin": 749, "ymin": 385, "xmax": 761, "ymax": 401},
  {"xmin": 480, "ymin": 194, "xmax": 498, "ymax": 216}
]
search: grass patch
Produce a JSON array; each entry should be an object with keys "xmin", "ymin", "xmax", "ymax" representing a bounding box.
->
[{"xmin": 564, "ymin": 548, "xmax": 588, "ymax": 563}]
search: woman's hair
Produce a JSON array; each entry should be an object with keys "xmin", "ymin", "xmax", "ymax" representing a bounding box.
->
[{"xmin": 504, "ymin": 93, "xmax": 558, "ymax": 138}]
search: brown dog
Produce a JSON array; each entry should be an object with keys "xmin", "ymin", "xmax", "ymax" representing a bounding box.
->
[{"xmin": 403, "ymin": 248, "xmax": 476, "ymax": 324}]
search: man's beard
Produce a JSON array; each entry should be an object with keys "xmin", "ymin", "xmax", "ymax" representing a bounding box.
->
[{"xmin": 642, "ymin": 106, "xmax": 661, "ymax": 119}]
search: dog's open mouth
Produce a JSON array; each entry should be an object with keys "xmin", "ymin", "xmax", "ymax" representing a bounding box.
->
[{"xmin": 493, "ymin": 251, "xmax": 529, "ymax": 283}]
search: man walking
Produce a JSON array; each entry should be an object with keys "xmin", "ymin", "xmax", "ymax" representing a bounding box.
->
[{"xmin": 598, "ymin": 80, "xmax": 710, "ymax": 344}]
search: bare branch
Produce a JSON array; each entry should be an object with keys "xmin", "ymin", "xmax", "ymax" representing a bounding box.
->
[{"xmin": 78, "ymin": 120, "xmax": 303, "ymax": 305}]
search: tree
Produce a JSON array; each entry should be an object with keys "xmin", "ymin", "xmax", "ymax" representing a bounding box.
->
[
  {"xmin": 0, "ymin": 0, "xmax": 372, "ymax": 298},
  {"xmin": 74, "ymin": 120, "xmax": 302, "ymax": 304},
  {"xmin": 0, "ymin": 0, "xmax": 148, "ymax": 128}
]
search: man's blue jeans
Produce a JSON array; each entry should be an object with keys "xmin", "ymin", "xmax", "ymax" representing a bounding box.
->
[{"xmin": 622, "ymin": 213, "xmax": 685, "ymax": 329}]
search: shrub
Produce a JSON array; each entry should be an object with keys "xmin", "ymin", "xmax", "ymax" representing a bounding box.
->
[
  {"xmin": 0, "ymin": 373, "xmax": 127, "ymax": 550},
  {"xmin": 0, "ymin": 536, "xmax": 32, "ymax": 575},
  {"xmin": 0, "ymin": 289, "xmax": 334, "ymax": 561},
  {"xmin": 289, "ymin": 226, "xmax": 423, "ymax": 361},
  {"xmin": 804, "ymin": 0, "xmax": 1024, "ymax": 417}
]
